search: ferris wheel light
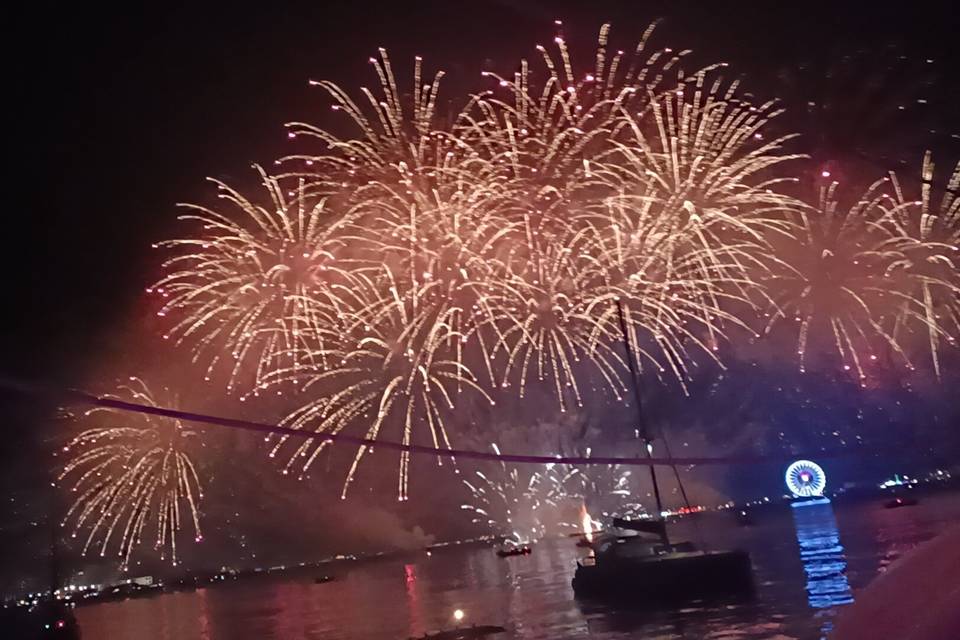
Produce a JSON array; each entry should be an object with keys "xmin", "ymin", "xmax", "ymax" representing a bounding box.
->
[{"xmin": 785, "ymin": 460, "xmax": 827, "ymax": 498}]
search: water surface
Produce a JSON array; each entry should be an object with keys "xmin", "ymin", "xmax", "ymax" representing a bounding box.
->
[{"xmin": 76, "ymin": 492, "xmax": 960, "ymax": 639}]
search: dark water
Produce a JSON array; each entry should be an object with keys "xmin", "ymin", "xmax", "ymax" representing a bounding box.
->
[{"xmin": 75, "ymin": 492, "xmax": 960, "ymax": 640}]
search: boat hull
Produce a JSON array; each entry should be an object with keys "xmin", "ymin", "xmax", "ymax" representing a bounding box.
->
[
  {"xmin": 409, "ymin": 625, "xmax": 506, "ymax": 639},
  {"xmin": 572, "ymin": 550, "xmax": 753, "ymax": 600},
  {"xmin": 883, "ymin": 497, "xmax": 918, "ymax": 509}
]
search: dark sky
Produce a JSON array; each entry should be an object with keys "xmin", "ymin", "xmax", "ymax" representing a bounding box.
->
[{"xmin": 2, "ymin": 0, "xmax": 958, "ymax": 591}]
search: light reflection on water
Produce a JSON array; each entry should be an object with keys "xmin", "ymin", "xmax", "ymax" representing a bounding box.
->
[
  {"xmin": 75, "ymin": 493, "xmax": 960, "ymax": 640},
  {"xmin": 791, "ymin": 500, "xmax": 854, "ymax": 610},
  {"xmin": 790, "ymin": 499, "xmax": 854, "ymax": 639}
]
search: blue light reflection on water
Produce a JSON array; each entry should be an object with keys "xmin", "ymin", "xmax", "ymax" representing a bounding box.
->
[
  {"xmin": 791, "ymin": 499, "xmax": 854, "ymax": 610},
  {"xmin": 791, "ymin": 499, "xmax": 854, "ymax": 638}
]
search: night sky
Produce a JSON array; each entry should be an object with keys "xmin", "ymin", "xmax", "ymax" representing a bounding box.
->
[
  {"xmin": 3, "ymin": 1, "xmax": 959, "ymax": 592},
  {"xmin": 7, "ymin": 0, "xmax": 959, "ymax": 377}
]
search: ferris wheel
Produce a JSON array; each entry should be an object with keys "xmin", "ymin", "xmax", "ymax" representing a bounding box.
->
[{"xmin": 785, "ymin": 460, "xmax": 827, "ymax": 498}]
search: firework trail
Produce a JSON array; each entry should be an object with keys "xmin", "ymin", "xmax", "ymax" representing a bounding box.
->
[
  {"xmin": 764, "ymin": 177, "xmax": 909, "ymax": 381},
  {"xmin": 881, "ymin": 152, "xmax": 960, "ymax": 377},
  {"xmin": 464, "ymin": 22, "xmax": 691, "ymax": 198},
  {"xmin": 58, "ymin": 378, "xmax": 203, "ymax": 570}
]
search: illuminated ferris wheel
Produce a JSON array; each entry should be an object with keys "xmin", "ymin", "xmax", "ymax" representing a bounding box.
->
[{"xmin": 785, "ymin": 460, "xmax": 827, "ymax": 498}]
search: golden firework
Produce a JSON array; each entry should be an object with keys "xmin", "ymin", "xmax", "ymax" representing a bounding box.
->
[{"xmin": 58, "ymin": 379, "xmax": 203, "ymax": 570}]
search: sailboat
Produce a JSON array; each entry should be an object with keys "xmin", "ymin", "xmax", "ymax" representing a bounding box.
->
[{"xmin": 571, "ymin": 301, "xmax": 754, "ymax": 601}]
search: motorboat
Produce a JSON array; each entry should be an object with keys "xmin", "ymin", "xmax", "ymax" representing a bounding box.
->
[
  {"xmin": 495, "ymin": 545, "xmax": 531, "ymax": 558},
  {"xmin": 883, "ymin": 496, "xmax": 919, "ymax": 509},
  {"xmin": 409, "ymin": 624, "xmax": 506, "ymax": 639}
]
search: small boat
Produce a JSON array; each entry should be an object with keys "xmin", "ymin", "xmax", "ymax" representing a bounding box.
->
[
  {"xmin": 409, "ymin": 624, "xmax": 507, "ymax": 639},
  {"xmin": 314, "ymin": 575, "xmax": 335, "ymax": 584},
  {"xmin": 495, "ymin": 545, "xmax": 531, "ymax": 558},
  {"xmin": 96, "ymin": 582, "xmax": 164, "ymax": 602},
  {"xmin": 884, "ymin": 496, "xmax": 918, "ymax": 509},
  {"xmin": 572, "ymin": 518, "xmax": 753, "ymax": 600},
  {"xmin": 735, "ymin": 509, "xmax": 754, "ymax": 527}
]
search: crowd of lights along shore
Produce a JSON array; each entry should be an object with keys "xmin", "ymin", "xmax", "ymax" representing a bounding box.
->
[
  {"xmin": 57, "ymin": 379, "xmax": 204, "ymax": 570},
  {"xmin": 62, "ymin": 21, "xmax": 960, "ymax": 567}
]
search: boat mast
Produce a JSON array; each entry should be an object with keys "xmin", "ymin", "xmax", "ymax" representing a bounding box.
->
[
  {"xmin": 614, "ymin": 300, "xmax": 666, "ymax": 525},
  {"xmin": 50, "ymin": 521, "xmax": 59, "ymax": 599}
]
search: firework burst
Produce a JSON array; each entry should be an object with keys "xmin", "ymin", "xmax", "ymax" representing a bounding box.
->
[
  {"xmin": 461, "ymin": 27, "xmax": 802, "ymax": 395},
  {"xmin": 460, "ymin": 444, "xmax": 570, "ymax": 542},
  {"xmin": 146, "ymin": 21, "xmax": 954, "ymax": 505},
  {"xmin": 58, "ymin": 379, "xmax": 204, "ymax": 570},
  {"xmin": 153, "ymin": 166, "xmax": 350, "ymax": 392},
  {"xmin": 245, "ymin": 53, "xmax": 529, "ymax": 500},
  {"xmin": 482, "ymin": 230, "xmax": 628, "ymax": 410},
  {"xmin": 284, "ymin": 50, "xmax": 469, "ymax": 188},
  {"xmin": 565, "ymin": 69, "xmax": 805, "ymax": 386},
  {"xmin": 597, "ymin": 70, "xmax": 804, "ymax": 303},
  {"xmin": 561, "ymin": 450, "xmax": 647, "ymax": 521}
]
